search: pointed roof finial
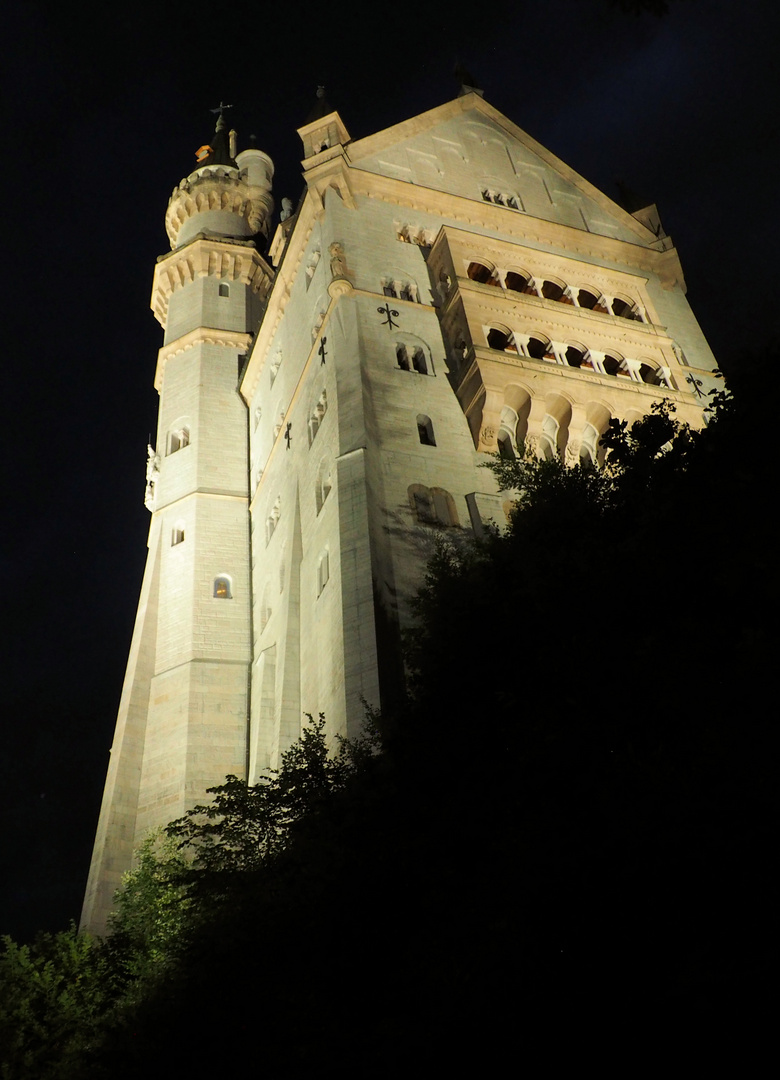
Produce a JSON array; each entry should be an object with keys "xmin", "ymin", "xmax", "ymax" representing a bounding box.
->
[
  {"xmin": 454, "ymin": 62, "xmax": 484, "ymax": 98},
  {"xmin": 210, "ymin": 101, "xmax": 234, "ymax": 124},
  {"xmin": 195, "ymin": 103, "xmax": 237, "ymax": 167},
  {"xmin": 305, "ymin": 85, "xmax": 333, "ymax": 124}
]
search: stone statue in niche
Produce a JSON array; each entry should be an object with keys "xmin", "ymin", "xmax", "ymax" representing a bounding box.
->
[
  {"xmin": 329, "ymin": 241, "xmax": 348, "ymax": 280},
  {"xmin": 280, "ymin": 197, "xmax": 294, "ymax": 221},
  {"xmin": 145, "ymin": 444, "xmax": 161, "ymax": 509}
]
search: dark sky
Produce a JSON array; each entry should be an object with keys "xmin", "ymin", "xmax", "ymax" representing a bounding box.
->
[{"xmin": 2, "ymin": 0, "xmax": 778, "ymax": 940}]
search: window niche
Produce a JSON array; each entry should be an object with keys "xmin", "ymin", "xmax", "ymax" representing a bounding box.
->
[
  {"xmin": 266, "ymin": 497, "xmax": 281, "ymax": 544},
  {"xmin": 317, "ymin": 550, "xmax": 330, "ymax": 596},
  {"xmin": 214, "ymin": 575, "xmax": 232, "ymax": 599},
  {"xmin": 396, "ymin": 343, "xmax": 430, "ymax": 375},
  {"xmin": 315, "ymin": 461, "xmax": 333, "ymax": 515},
  {"xmin": 408, "ymin": 484, "xmax": 459, "ymax": 527},
  {"xmin": 382, "ymin": 278, "xmax": 420, "ymax": 303},
  {"xmin": 308, "ymin": 389, "xmax": 328, "ymax": 446},
  {"xmin": 168, "ymin": 426, "xmax": 190, "ymax": 454},
  {"xmin": 417, "ymin": 415, "xmax": 436, "ymax": 446}
]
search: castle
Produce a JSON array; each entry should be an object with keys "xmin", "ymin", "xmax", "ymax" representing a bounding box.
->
[{"xmin": 82, "ymin": 88, "xmax": 718, "ymax": 934}]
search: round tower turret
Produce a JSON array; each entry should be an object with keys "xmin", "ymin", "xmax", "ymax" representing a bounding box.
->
[{"xmin": 165, "ymin": 114, "xmax": 274, "ymax": 250}]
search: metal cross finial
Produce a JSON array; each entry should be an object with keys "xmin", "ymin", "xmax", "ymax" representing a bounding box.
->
[
  {"xmin": 318, "ymin": 337, "xmax": 328, "ymax": 365},
  {"xmin": 377, "ymin": 303, "xmax": 400, "ymax": 329},
  {"xmin": 209, "ymin": 101, "xmax": 234, "ymax": 118}
]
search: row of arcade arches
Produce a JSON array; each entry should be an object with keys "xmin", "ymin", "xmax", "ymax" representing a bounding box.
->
[
  {"xmin": 491, "ymin": 384, "xmax": 644, "ymax": 467},
  {"xmin": 483, "ymin": 324, "xmax": 673, "ymax": 387},
  {"xmin": 466, "ymin": 260, "xmax": 646, "ymax": 322}
]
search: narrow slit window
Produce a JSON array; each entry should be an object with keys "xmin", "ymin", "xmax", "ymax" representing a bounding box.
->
[{"xmin": 317, "ymin": 551, "xmax": 330, "ymax": 596}]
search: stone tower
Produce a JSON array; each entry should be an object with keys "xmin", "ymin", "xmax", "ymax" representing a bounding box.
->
[
  {"xmin": 82, "ymin": 113, "xmax": 275, "ymax": 932},
  {"xmin": 83, "ymin": 92, "xmax": 719, "ymax": 934}
]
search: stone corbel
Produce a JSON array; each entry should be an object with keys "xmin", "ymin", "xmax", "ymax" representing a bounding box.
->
[
  {"xmin": 477, "ymin": 387, "xmax": 503, "ymax": 452},
  {"xmin": 525, "ymin": 397, "xmax": 551, "ymax": 459}
]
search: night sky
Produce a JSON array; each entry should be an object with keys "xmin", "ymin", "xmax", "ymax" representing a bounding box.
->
[{"xmin": 2, "ymin": 0, "xmax": 778, "ymax": 940}]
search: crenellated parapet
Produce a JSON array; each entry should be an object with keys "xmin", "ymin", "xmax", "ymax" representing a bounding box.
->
[{"xmin": 165, "ymin": 151, "xmax": 274, "ymax": 249}]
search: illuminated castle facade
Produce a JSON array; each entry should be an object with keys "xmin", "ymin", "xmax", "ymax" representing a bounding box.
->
[{"xmin": 83, "ymin": 91, "xmax": 718, "ymax": 933}]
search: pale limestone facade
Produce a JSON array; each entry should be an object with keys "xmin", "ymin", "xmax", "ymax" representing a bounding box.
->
[{"xmin": 82, "ymin": 93, "xmax": 718, "ymax": 934}]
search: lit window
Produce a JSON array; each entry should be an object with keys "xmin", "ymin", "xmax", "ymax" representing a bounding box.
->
[{"xmin": 214, "ymin": 576, "xmax": 232, "ymax": 599}]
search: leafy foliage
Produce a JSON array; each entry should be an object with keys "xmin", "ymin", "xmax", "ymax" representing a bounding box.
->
[
  {"xmin": 104, "ymin": 831, "xmax": 190, "ymax": 986},
  {"xmin": 167, "ymin": 713, "xmax": 379, "ymax": 880},
  {"xmin": 0, "ymin": 927, "xmax": 109, "ymax": 1079},
  {"xmin": 6, "ymin": 364, "xmax": 773, "ymax": 1071}
]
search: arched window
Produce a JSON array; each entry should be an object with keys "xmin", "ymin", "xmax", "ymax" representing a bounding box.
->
[
  {"xmin": 540, "ymin": 279, "xmax": 565, "ymax": 302},
  {"xmin": 540, "ymin": 415, "xmax": 560, "ymax": 460},
  {"xmin": 603, "ymin": 354, "xmax": 625, "ymax": 377},
  {"xmin": 316, "ymin": 461, "xmax": 332, "ymax": 515},
  {"xmin": 523, "ymin": 335, "xmax": 556, "ymax": 362},
  {"xmin": 408, "ymin": 484, "xmax": 458, "ymax": 527},
  {"xmin": 498, "ymin": 406, "xmax": 519, "ymax": 459},
  {"xmin": 260, "ymin": 582, "xmax": 272, "ymax": 632},
  {"xmin": 505, "ymin": 271, "xmax": 530, "ymax": 293},
  {"xmin": 214, "ymin": 575, "xmax": 232, "ymax": 599},
  {"xmin": 467, "ymin": 261, "xmax": 495, "ymax": 285},
  {"xmin": 576, "ymin": 288, "xmax": 596, "ymax": 309},
  {"xmin": 412, "ymin": 347, "xmax": 428, "ymax": 374},
  {"xmin": 431, "ymin": 487, "xmax": 459, "ymax": 526},
  {"xmin": 539, "ymin": 397, "xmax": 572, "ymax": 460},
  {"xmin": 611, "ymin": 296, "xmax": 643, "ymax": 321},
  {"xmin": 169, "ymin": 426, "xmax": 190, "ymax": 454},
  {"xmin": 487, "ymin": 327, "xmax": 517, "ymax": 353},
  {"xmin": 308, "ymin": 389, "xmax": 328, "ymax": 446},
  {"xmin": 564, "ymin": 344, "xmax": 588, "ymax": 369},
  {"xmin": 417, "ymin": 414, "xmax": 436, "ymax": 446},
  {"xmin": 171, "ymin": 524, "xmax": 185, "ymax": 546},
  {"xmin": 266, "ymin": 497, "xmax": 281, "ymax": 544},
  {"xmin": 639, "ymin": 360, "xmax": 667, "ymax": 385},
  {"xmin": 317, "ymin": 550, "xmax": 330, "ymax": 596},
  {"xmin": 219, "ymin": 282, "xmax": 230, "ymax": 297},
  {"xmin": 409, "ymin": 484, "xmax": 436, "ymax": 525},
  {"xmin": 396, "ymin": 342, "xmax": 431, "ymax": 374},
  {"xmin": 580, "ymin": 423, "xmax": 600, "ymax": 467}
]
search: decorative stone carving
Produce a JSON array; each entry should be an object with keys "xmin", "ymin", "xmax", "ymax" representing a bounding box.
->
[
  {"xmin": 565, "ymin": 441, "xmax": 581, "ymax": 468},
  {"xmin": 479, "ymin": 426, "xmax": 496, "ymax": 449},
  {"xmin": 144, "ymin": 445, "xmax": 161, "ymax": 510}
]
